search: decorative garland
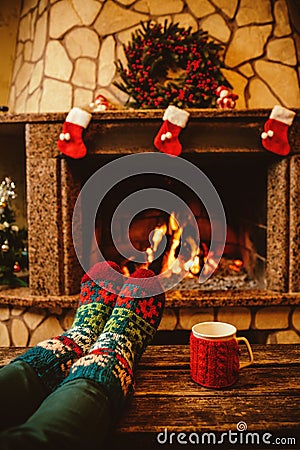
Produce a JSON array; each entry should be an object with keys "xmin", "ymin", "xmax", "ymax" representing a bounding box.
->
[{"xmin": 114, "ymin": 21, "xmax": 231, "ymax": 109}]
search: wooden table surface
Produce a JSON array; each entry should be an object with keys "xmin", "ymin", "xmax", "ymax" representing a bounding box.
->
[{"xmin": 1, "ymin": 345, "xmax": 300, "ymax": 449}]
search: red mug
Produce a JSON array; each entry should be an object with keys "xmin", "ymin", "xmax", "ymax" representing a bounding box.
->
[{"xmin": 190, "ymin": 321, "xmax": 254, "ymax": 388}]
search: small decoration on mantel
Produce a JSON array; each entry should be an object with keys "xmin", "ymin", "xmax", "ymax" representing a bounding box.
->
[
  {"xmin": 261, "ymin": 105, "xmax": 296, "ymax": 156},
  {"xmin": 89, "ymin": 94, "xmax": 110, "ymax": 112},
  {"xmin": 154, "ymin": 105, "xmax": 190, "ymax": 157},
  {"xmin": 114, "ymin": 20, "xmax": 231, "ymax": 109},
  {"xmin": 57, "ymin": 107, "xmax": 92, "ymax": 159},
  {"xmin": 0, "ymin": 178, "xmax": 28, "ymax": 287},
  {"xmin": 216, "ymin": 85, "xmax": 238, "ymax": 109}
]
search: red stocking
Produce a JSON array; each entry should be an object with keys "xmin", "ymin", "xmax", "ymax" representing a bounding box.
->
[
  {"xmin": 57, "ymin": 107, "xmax": 92, "ymax": 159},
  {"xmin": 154, "ymin": 105, "xmax": 190, "ymax": 157},
  {"xmin": 261, "ymin": 105, "xmax": 296, "ymax": 156}
]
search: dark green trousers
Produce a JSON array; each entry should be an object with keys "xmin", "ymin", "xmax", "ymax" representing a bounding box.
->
[{"xmin": 0, "ymin": 361, "xmax": 111, "ymax": 450}]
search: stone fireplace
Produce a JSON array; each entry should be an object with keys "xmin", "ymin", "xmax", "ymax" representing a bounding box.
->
[{"xmin": 22, "ymin": 109, "xmax": 300, "ymax": 297}]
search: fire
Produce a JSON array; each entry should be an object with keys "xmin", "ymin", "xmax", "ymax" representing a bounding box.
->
[
  {"xmin": 152, "ymin": 224, "xmax": 167, "ymax": 252},
  {"xmin": 146, "ymin": 223, "xmax": 167, "ymax": 264},
  {"xmin": 229, "ymin": 259, "xmax": 243, "ymax": 272},
  {"xmin": 161, "ymin": 212, "xmax": 182, "ymax": 274},
  {"xmin": 203, "ymin": 251, "xmax": 218, "ymax": 276},
  {"xmin": 123, "ymin": 211, "xmax": 245, "ymax": 281}
]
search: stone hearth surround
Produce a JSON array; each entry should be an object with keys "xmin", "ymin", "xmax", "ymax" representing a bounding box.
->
[{"xmin": 0, "ymin": 108, "xmax": 300, "ymax": 346}]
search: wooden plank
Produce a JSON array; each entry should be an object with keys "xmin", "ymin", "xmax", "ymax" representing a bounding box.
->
[
  {"xmin": 118, "ymin": 395, "xmax": 300, "ymax": 433},
  {"xmin": 134, "ymin": 366, "xmax": 300, "ymax": 397},
  {"xmin": 139, "ymin": 344, "xmax": 300, "ymax": 368},
  {"xmin": 1, "ymin": 345, "xmax": 300, "ymax": 367},
  {"xmin": 0, "ymin": 347, "xmax": 27, "ymax": 366}
]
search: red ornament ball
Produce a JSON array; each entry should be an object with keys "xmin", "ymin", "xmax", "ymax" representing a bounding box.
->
[{"xmin": 13, "ymin": 262, "xmax": 21, "ymax": 273}]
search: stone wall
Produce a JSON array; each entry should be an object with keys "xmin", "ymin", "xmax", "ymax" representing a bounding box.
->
[
  {"xmin": 9, "ymin": 0, "xmax": 300, "ymax": 113},
  {"xmin": 1, "ymin": 304, "xmax": 300, "ymax": 346}
]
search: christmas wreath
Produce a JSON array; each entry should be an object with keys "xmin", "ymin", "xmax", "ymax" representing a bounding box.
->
[{"xmin": 114, "ymin": 21, "xmax": 231, "ymax": 109}]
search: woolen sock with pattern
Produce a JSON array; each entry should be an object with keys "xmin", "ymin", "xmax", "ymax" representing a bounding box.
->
[
  {"xmin": 62, "ymin": 268, "xmax": 165, "ymax": 419},
  {"xmin": 14, "ymin": 261, "xmax": 124, "ymax": 391}
]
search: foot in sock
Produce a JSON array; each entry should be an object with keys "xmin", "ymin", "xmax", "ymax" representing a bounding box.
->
[
  {"xmin": 14, "ymin": 261, "xmax": 124, "ymax": 391},
  {"xmin": 63, "ymin": 269, "xmax": 165, "ymax": 418}
]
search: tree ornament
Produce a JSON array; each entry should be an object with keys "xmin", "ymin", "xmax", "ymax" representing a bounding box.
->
[
  {"xmin": 0, "ymin": 178, "xmax": 16, "ymax": 204},
  {"xmin": 114, "ymin": 20, "xmax": 231, "ymax": 109},
  {"xmin": 13, "ymin": 261, "xmax": 21, "ymax": 273},
  {"xmin": 1, "ymin": 240, "xmax": 9, "ymax": 252}
]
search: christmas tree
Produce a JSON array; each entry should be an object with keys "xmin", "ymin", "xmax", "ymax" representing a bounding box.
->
[{"xmin": 0, "ymin": 178, "xmax": 28, "ymax": 287}]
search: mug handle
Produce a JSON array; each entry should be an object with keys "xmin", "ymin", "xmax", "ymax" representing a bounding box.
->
[{"xmin": 236, "ymin": 337, "xmax": 254, "ymax": 368}]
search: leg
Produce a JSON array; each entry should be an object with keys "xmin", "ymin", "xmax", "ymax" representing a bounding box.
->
[
  {"xmin": 63, "ymin": 268, "xmax": 165, "ymax": 420},
  {"xmin": 1, "ymin": 261, "xmax": 123, "ymax": 430},
  {"xmin": 14, "ymin": 261, "xmax": 123, "ymax": 392},
  {"xmin": 0, "ymin": 269, "xmax": 164, "ymax": 449},
  {"xmin": 0, "ymin": 361, "xmax": 49, "ymax": 431},
  {"xmin": 0, "ymin": 379, "xmax": 110, "ymax": 450}
]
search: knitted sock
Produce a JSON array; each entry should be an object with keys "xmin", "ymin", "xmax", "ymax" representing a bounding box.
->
[
  {"xmin": 62, "ymin": 269, "xmax": 165, "ymax": 418},
  {"xmin": 261, "ymin": 105, "xmax": 296, "ymax": 156},
  {"xmin": 15, "ymin": 261, "xmax": 123, "ymax": 391},
  {"xmin": 154, "ymin": 105, "xmax": 190, "ymax": 157},
  {"xmin": 57, "ymin": 107, "xmax": 92, "ymax": 159}
]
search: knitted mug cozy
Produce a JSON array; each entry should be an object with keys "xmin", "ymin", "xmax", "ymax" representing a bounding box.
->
[{"xmin": 190, "ymin": 332, "xmax": 240, "ymax": 388}]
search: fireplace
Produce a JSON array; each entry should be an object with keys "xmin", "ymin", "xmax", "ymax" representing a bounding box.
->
[
  {"xmin": 21, "ymin": 108, "xmax": 299, "ymax": 304},
  {"xmin": 78, "ymin": 152, "xmax": 268, "ymax": 292}
]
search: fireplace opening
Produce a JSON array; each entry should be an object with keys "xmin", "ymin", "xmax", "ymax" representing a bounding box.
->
[{"xmin": 76, "ymin": 153, "xmax": 269, "ymax": 291}]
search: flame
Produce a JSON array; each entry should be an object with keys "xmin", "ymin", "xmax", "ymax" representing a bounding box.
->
[
  {"xmin": 170, "ymin": 259, "xmax": 182, "ymax": 274},
  {"xmin": 168, "ymin": 211, "xmax": 179, "ymax": 233},
  {"xmin": 203, "ymin": 251, "xmax": 218, "ymax": 276},
  {"xmin": 146, "ymin": 223, "xmax": 167, "ymax": 263},
  {"xmin": 146, "ymin": 247, "xmax": 154, "ymax": 264},
  {"xmin": 161, "ymin": 212, "xmax": 182, "ymax": 275},
  {"xmin": 151, "ymin": 224, "xmax": 167, "ymax": 252},
  {"xmin": 122, "ymin": 265, "xmax": 131, "ymax": 277},
  {"xmin": 189, "ymin": 255, "xmax": 201, "ymax": 275}
]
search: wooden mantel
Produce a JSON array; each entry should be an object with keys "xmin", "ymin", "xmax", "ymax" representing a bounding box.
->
[{"xmin": 0, "ymin": 108, "xmax": 299, "ymax": 155}]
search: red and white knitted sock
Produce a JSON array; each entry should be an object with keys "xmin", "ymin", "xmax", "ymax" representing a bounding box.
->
[
  {"xmin": 62, "ymin": 269, "xmax": 165, "ymax": 420},
  {"xmin": 261, "ymin": 105, "xmax": 296, "ymax": 156},
  {"xmin": 14, "ymin": 261, "xmax": 124, "ymax": 391},
  {"xmin": 154, "ymin": 105, "xmax": 190, "ymax": 157},
  {"xmin": 57, "ymin": 107, "xmax": 92, "ymax": 159}
]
